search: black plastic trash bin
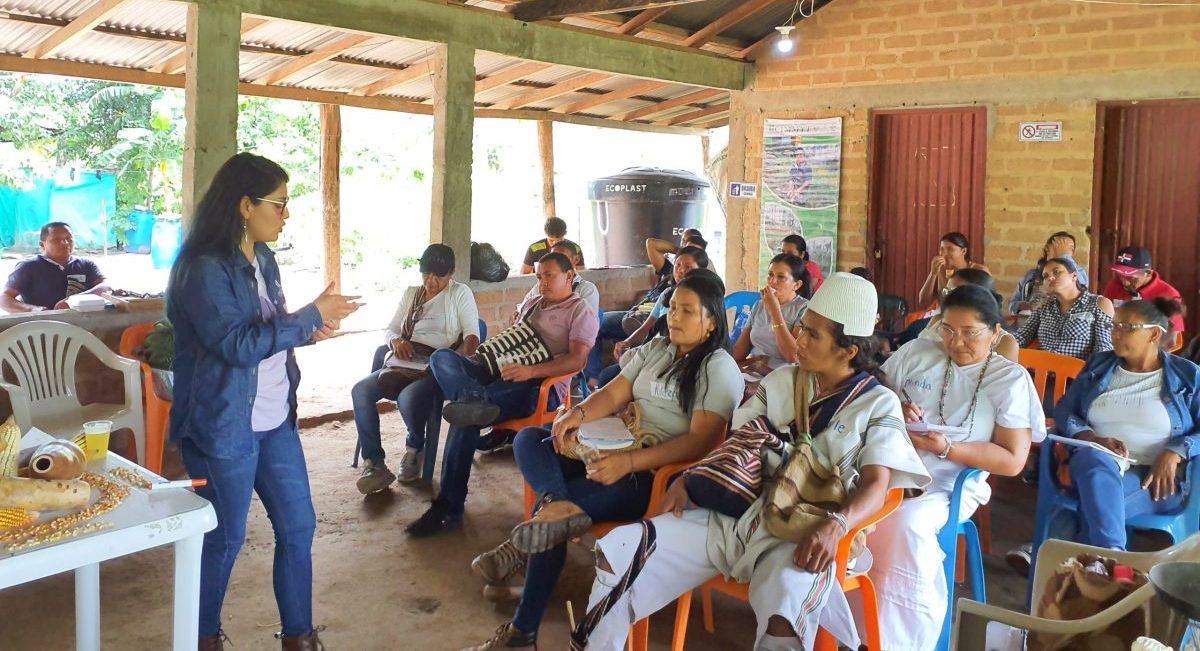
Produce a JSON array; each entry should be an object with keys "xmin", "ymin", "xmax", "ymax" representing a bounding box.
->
[{"xmin": 588, "ymin": 167, "xmax": 709, "ymax": 267}]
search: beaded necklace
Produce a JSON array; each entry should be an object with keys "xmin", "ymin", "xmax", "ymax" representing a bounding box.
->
[{"xmin": 937, "ymin": 353, "xmax": 993, "ymax": 438}]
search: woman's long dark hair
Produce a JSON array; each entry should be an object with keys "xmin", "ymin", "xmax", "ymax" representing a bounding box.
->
[
  {"xmin": 948, "ymin": 268, "xmax": 1003, "ymax": 310},
  {"xmin": 770, "ymin": 253, "xmax": 813, "ymax": 300},
  {"xmin": 833, "ymin": 324, "xmax": 886, "ymax": 382},
  {"xmin": 168, "ymin": 153, "xmax": 288, "ymax": 290},
  {"xmin": 658, "ymin": 268, "xmax": 728, "ymax": 413},
  {"xmin": 941, "ymin": 231, "xmax": 972, "ymax": 264},
  {"xmin": 782, "ymin": 234, "xmax": 809, "ymax": 261},
  {"xmin": 941, "ymin": 284, "xmax": 1003, "ymax": 328}
]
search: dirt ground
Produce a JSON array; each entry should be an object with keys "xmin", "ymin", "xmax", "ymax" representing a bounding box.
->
[{"xmin": 0, "ymin": 411, "xmax": 1048, "ymax": 651}]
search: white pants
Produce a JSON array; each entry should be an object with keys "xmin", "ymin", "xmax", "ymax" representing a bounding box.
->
[
  {"xmin": 582, "ymin": 510, "xmax": 851, "ymax": 651},
  {"xmin": 866, "ymin": 489, "xmax": 984, "ymax": 651}
]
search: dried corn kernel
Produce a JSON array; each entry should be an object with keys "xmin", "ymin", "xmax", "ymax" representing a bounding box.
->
[{"xmin": 0, "ymin": 508, "xmax": 36, "ymax": 530}]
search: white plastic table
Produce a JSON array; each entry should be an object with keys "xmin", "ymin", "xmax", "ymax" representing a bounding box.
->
[{"xmin": 0, "ymin": 429, "xmax": 216, "ymax": 650}]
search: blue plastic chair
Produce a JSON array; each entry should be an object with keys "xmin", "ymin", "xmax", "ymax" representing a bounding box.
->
[
  {"xmin": 351, "ymin": 318, "xmax": 488, "ymax": 484},
  {"xmin": 1028, "ymin": 439, "xmax": 1200, "ymax": 605},
  {"xmin": 935, "ymin": 467, "xmax": 988, "ymax": 651},
  {"xmin": 725, "ymin": 291, "xmax": 758, "ymax": 344}
]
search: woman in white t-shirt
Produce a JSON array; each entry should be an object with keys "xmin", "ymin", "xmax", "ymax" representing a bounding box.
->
[
  {"xmin": 732, "ymin": 253, "xmax": 810, "ymax": 375},
  {"xmin": 1053, "ymin": 298, "xmax": 1200, "ymax": 550},
  {"xmin": 351, "ymin": 244, "xmax": 479, "ymax": 494},
  {"xmin": 872, "ymin": 285, "xmax": 1044, "ymax": 651}
]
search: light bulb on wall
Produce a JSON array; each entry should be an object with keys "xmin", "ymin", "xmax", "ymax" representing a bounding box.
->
[{"xmin": 775, "ymin": 26, "xmax": 795, "ymax": 54}]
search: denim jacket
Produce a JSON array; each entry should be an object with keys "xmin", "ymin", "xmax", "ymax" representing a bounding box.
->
[
  {"xmin": 1053, "ymin": 350, "xmax": 1200, "ymax": 460},
  {"xmin": 167, "ymin": 243, "xmax": 323, "ymax": 458}
]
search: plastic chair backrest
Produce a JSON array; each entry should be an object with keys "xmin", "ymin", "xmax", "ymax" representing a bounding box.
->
[
  {"xmin": 1018, "ymin": 348, "xmax": 1085, "ymax": 409},
  {"xmin": 118, "ymin": 322, "xmax": 155, "ymax": 359},
  {"xmin": 725, "ymin": 291, "xmax": 758, "ymax": 343},
  {"xmin": 0, "ymin": 321, "xmax": 104, "ymax": 407}
]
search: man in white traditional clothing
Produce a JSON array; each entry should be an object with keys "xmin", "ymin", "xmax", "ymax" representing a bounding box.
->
[{"xmin": 572, "ymin": 273, "xmax": 932, "ymax": 651}]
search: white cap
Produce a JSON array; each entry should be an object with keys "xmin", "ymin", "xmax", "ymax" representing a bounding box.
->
[{"xmin": 807, "ymin": 272, "xmax": 878, "ymax": 337}]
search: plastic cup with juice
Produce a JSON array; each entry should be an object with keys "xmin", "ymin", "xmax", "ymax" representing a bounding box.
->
[{"xmin": 82, "ymin": 420, "xmax": 113, "ymax": 462}]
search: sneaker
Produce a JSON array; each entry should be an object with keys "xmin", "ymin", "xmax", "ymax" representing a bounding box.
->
[
  {"xmin": 406, "ymin": 501, "xmax": 463, "ymax": 537},
  {"xmin": 461, "ymin": 623, "xmax": 536, "ymax": 650},
  {"xmin": 355, "ymin": 459, "xmax": 396, "ymax": 495},
  {"xmin": 472, "ymin": 539, "xmax": 527, "ymax": 584},
  {"xmin": 444, "ymin": 400, "xmax": 502, "ymax": 427},
  {"xmin": 510, "ymin": 499, "xmax": 592, "ymax": 555},
  {"xmin": 1006, "ymin": 542, "xmax": 1033, "ymax": 577},
  {"xmin": 477, "ymin": 429, "xmax": 516, "ymax": 453},
  {"xmin": 482, "ymin": 583, "xmax": 524, "ymax": 603},
  {"xmin": 396, "ymin": 448, "xmax": 422, "ymax": 483}
]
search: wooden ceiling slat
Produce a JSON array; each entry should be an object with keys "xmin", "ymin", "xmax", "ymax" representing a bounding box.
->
[
  {"xmin": 621, "ymin": 87, "xmax": 724, "ymax": 121},
  {"xmin": 22, "ymin": 0, "xmax": 131, "ymax": 60}
]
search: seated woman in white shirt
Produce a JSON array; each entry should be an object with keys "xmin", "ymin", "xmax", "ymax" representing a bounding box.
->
[
  {"xmin": 1053, "ymin": 298, "xmax": 1200, "ymax": 550},
  {"xmin": 566, "ymin": 273, "xmax": 931, "ymax": 651},
  {"xmin": 732, "ymin": 253, "xmax": 810, "ymax": 376},
  {"xmin": 351, "ymin": 244, "xmax": 480, "ymax": 494},
  {"xmin": 871, "ymin": 285, "xmax": 1043, "ymax": 651},
  {"xmin": 917, "ymin": 268, "xmax": 1019, "ymax": 362}
]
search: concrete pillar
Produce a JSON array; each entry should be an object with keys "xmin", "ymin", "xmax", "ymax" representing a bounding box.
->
[
  {"xmin": 537, "ymin": 120, "xmax": 556, "ymax": 220},
  {"xmin": 181, "ymin": 2, "xmax": 240, "ymax": 228},
  {"xmin": 723, "ymin": 90, "xmax": 754, "ymax": 291},
  {"xmin": 430, "ymin": 41, "xmax": 476, "ymax": 281},
  {"xmin": 320, "ymin": 104, "xmax": 342, "ymax": 293}
]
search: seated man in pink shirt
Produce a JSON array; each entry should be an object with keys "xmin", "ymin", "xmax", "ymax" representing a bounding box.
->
[{"xmin": 1102, "ymin": 246, "xmax": 1185, "ymax": 336}]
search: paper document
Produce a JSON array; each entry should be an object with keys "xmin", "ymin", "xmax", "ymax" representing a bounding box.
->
[
  {"xmin": 906, "ymin": 422, "xmax": 971, "ymax": 438},
  {"xmin": 384, "ymin": 354, "xmax": 430, "ymax": 372},
  {"xmin": 1048, "ymin": 434, "xmax": 1138, "ymax": 467},
  {"xmin": 578, "ymin": 417, "xmax": 636, "ymax": 450}
]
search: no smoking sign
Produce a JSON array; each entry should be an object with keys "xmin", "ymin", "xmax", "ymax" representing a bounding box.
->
[{"xmin": 1019, "ymin": 121, "xmax": 1063, "ymax": 142}]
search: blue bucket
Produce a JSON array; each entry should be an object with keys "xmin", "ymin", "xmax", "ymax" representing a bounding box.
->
[{"xmin": 150, "ymin": 218, "xmax": 183, "ymax": 269}]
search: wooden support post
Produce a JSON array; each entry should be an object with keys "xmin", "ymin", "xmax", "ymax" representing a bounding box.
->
[
  {"xmin": 182, "ymin": 2, "xmax": 240, "ymax": 228},
  {"xmin": 723, "ymin": 91, "xmax": 753, "ymax": 291},
  {"xmin": 430, "ymin": 42, "xmax": 476, "ymax": 281},
  {"xmin": 537, "ymin": 121, "xmax": 556, "ymax": 220},
  {"xmin": 320, "ymin": 104, "xmax": 342, "ymax": 293}
]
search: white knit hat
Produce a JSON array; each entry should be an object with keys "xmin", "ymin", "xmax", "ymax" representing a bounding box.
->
[{"xmin": 807, "ymin": 272, "xmax": 878, "ymax": 337}]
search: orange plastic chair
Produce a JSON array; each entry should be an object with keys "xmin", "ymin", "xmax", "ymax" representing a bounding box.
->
[
  {"xmin": 491, "ymin": 372, "xmax": 575, "ymax": 434},
  {"xmin": 118, "ymin": 323, "xmax": 169, "ymax": 474},
  {"xmin": 1018, "ymin": 348, "xmax": 1085, "ymax": 413},
  {"xmin": 1167, "ymin": 330, "xmax": 1184, "ymax": 353},
  {"xmin": 674, "ymin": 488, "xmax": 905, "ymax": 651}
]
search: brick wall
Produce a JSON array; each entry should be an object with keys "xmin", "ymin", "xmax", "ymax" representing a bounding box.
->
[{"xmin": 728, "ymin": 0, "xmax": 1200, "ymax": 299}]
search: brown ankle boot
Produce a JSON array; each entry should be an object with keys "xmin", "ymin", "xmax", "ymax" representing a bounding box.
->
[
  {"xmin": 198, "ymin": 630, "xmax": 229, "ymax": 651},
  {"xmin": 276, "ymin": 626, "xmax": 325, "ymax": 651}
]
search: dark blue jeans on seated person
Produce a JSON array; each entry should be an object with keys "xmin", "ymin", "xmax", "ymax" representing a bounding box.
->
[
  {"xmin": 180, "ymin": 420, "xmax": 316, "ymax": 637},
  {"xmin": 598, "ymin": 310, "xmax": 629, "ymax": 342},
  {"xmin": 1069, "ymin": 446, "xmax": 1187, "ymax": 550},
  {"xmin": 597, "ymin": 363, "xmax": 623, "ymax": 389},
  {"xmin": 351, "ymin": 371, "xmax": 442, "ymax": 463},
  {"xmin": 429, "ymin": 348, "xmax": 557, "ymax": 517},
  {"xmin": 510, "ymin": 426, "xmax": 653, "ymax": 635}
]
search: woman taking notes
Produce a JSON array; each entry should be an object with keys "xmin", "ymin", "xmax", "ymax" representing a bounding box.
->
[{"xmin": 168, "ymin": 153, "xmax": 360, "ymax": 651}]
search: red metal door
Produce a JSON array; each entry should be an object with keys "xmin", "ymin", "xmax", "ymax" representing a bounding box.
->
[
  {"xmin": 867, "ymin": 107, "xmax": 988, "ymax": 309},
  {"xmin": 1093, "ymin": 100, "xmax": 1200, "ymax": 335}
]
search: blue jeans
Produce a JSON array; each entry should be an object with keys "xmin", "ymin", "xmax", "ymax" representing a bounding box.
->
[
  {"xmin": 597, "ymin": 363, "xmax": 623, "ymax": 389},
  {"xmin": 180, "ymin": 420, "xmax": 316, "ymax": 637},
  {"xmin": 429, "ymin": 349, "xmax": 550, "ymax": 517},
  {"xmin": 351, "ymin": 371, "xmax": 442, "ymax": 462},
  {"xmin": 597, "ymin": 310, "xmax": 629, "ymax": 342},
  {"xmin": 1070, "ymin": 447, "xmax": 1187, "ymax": 550},
  {"xmin": 510, "ymin": 426, "xmax": 653, "ymax": 634}
]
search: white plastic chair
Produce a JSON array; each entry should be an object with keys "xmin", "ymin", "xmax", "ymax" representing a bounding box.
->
[
  {"xmin": 0, "ymin": 320, "xmax": 147, "ymax": 466},
  {"xmin": 953, "ymin": 534, "xmax": 1200, "ymax": 650}
]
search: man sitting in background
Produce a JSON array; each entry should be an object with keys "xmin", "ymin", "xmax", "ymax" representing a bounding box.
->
[
  {"xmin": 1, "ymin": 222, "xmax": 109, "ymax": 313},
  {"xmin": 1102, "ymin": 246, "xmax": 1185, "ymax": 336},
  {"xmin": 519, "ymin": 217, "xmax": 585, "ymax": 274},
  {"xmin": 515, "ymin": 240, "xmax": 599, "ymax": 315}
]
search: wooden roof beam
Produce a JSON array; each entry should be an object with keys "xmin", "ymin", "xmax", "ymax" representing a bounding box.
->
[
  {"xmin": 510, "ymin": 0, "xmax": 701, "ymax": 22},
  {"xmin": 682, "ymin": 0, "xmax": 778, "ymax": 48},
  {"xmin": 150, "ymin": 16, "xmax": 269, "ymax": 74},
  {"xmin": 615, "ymin": 6, "xmax": 672, "ymax": 35},
  {"xmin": 351, "ymin": 58, "xmax": 433, "ymax": 96},
  {"xmin": 475, "ymin": 61, "xmax": 553, "ymax": 93},
  {"xmin": 253, "ymin": 33, "xmax": 375, "ymax": 85},
  {"xmin": 22, "ymin": 0, "xmax": 130, "ymax": 60},
  {"xmin": 562, "ymin": 79, "xmax": 666, "ymax": 114},
  {"xmin": 621, "ymin": 87, "xmax": 723, "ymax": 121},
  {"xmin": 662, "ymin": 101, "xmax": 729, "ymax": 126},
  {"xmin": 493, "ymin": 70, "xmax": 611, "ymax": 110}
]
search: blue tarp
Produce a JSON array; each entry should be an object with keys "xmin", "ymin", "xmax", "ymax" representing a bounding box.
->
[{"xmin": 0, "ymin": 171, "xmax": 118, "ymax": 250}]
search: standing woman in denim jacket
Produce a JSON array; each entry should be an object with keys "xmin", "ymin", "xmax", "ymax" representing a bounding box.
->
[
  {"xmin": 1053, "ymin": 298, "xmax": 1200, "ymax": 550},
  {"xmin": 167, "ymin": 153, "xmax": 361, "ymax": 651}
]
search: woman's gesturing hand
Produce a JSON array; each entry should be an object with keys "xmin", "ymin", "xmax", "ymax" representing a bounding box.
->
[{"xmin": 313, "ymin": 282, "xmax": 362, "ymax": 322}]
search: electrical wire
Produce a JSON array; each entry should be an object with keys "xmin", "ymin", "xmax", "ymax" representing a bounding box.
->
[{"xmin": 783, "ymin": 0, "xmax": 818, "ymax": 27}]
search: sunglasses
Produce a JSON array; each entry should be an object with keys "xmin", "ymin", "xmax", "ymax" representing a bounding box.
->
[
  {"xmin": 1112, "ymin": 322, "xmax": 1167, "ymax": 334},
  {"xmin": 256, "ymin": 197, "xmax": 289, "ymax": 213}
]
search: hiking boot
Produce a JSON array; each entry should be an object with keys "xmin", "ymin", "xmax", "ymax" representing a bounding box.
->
[
  {"xmin": 477, "ymin": 429, "xmax": 516, "ymax": 453},
  {"xmin": 406, "ymin": 501, "xmax": 463, "ymax": 537},
  {"xmin": 510, "ymin": 499, "xmax": 591, "ymax": 555},
  {"xmin": 1006, "ymin": 542, "xmax": 1033, "ymax": 577},
  {"xmin": 356, "ymin": 459, "xmax": 396, "ymax": 495},
  {"xmin": 444, "ymin": 400, "xmax": 502, "ymax": 427},
  {"xmin": 198, "ymin": 630, "xmax": 230, "ymax": 651},
  {"xmin": 482, "ymin": 583, "xmax": 524, "ymax": 603},
  {"xmin": 472, "ymin": 539, "xmax": 527, "ymax": 584},
  {"xmin": 276, "ymin": 625, "xmax": 325, "ymax": 651},
  {"xmin": 461, "ymin": 623, "xmax": 537, "ymax": 650},
  {"xmin": 396, "ymin": 448, "xmax": 422, "ymax": 483}
]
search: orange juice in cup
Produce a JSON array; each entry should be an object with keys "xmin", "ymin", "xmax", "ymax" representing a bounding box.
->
[{"xmin": 82, "ymin": 420, "xmax": 113, "ymax": 462}]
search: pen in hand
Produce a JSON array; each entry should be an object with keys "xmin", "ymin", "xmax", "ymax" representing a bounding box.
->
[{"xmin": 900, "ymin": 388, "xmax": 925, "ymax": 423}]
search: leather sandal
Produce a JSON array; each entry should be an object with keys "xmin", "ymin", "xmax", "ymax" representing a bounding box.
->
[{"xmin": 510, "ymin": 498, "xmax": 591, "ymax": 555}]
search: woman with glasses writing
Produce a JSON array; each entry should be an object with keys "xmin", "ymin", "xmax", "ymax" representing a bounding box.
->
[
  {"xmin": 869, "ymin": 285, "xmax": 1044, "ymax": 650},
  {"xmin": 1015, "ymin": 257, "xmax": 1114, "ymax": 359},
  {"xmin": 916, "ymin": 268, "xmax": 1020, "ymax": 362},
  {"xmin": 1051, "ymin": 298, "xmax": 1200, "ymax": 550},
  {"xmin": 168, "ymin": 153, "xmax": 361, "ymax": 651}
]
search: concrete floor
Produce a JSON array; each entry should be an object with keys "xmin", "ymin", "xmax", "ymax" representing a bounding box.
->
[{"xmin": 0, "ymin": 413, "xmax": 1053, "ymax": 650}]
